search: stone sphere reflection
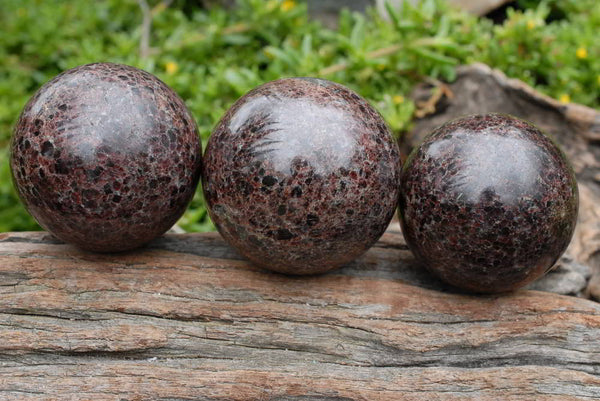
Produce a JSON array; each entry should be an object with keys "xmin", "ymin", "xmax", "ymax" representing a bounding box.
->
[
  {"xmin": 399, "ymin": 114, "xmax": 578, "ymax": 293},
  {"xmin": 11, "ymin": 63, "xmax": 202, "ymax": 252},
  {"xmin": 203, "ymin": 78, "xmax": 401, "ymax": 274}
]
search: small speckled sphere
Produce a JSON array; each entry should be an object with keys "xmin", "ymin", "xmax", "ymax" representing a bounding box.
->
[
  {"xmin": 11, "ymin": 63, "xmax": 202, "ymax": 252},
  {"xmin": 203, "ymin": 78, "xmax": 401, "ymax": 274},
  {"xmin": 399, "ymin": 113, "xmax": 578, "ymax": 293}
]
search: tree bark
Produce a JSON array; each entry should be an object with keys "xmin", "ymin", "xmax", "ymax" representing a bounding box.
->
[{"xmin": 1, "ymin": 228, "xmax": 599, "ymax": 400}]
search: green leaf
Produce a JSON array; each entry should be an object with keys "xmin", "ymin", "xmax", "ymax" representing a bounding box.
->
[
  {"xmin": 412, "ymin": 46, "xmax": 458, "ymax": 65},
  {"xmin": 349, "ymin": 13, "xmax": 366, "ymax": 48}
]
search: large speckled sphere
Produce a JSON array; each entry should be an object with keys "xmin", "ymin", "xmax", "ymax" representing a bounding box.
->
[
  {"xmin": 203, "ymin": 78, "xmax": 401, "ymax": 274},
  {"xmin": 11, "ymin": 63, "xmax": 202, "ymax": 252},
  {"xmin": 399, "ymin": 113, "xmax": 578, "ymax": 293}
]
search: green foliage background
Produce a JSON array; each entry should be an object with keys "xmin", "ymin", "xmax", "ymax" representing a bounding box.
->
[{"xmin": 1, "ymin": 0, "xmax": 599, "ymax": 232}]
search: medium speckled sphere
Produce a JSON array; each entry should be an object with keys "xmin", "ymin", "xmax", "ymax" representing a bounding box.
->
[
  {"xmin": 399, "ymin": 113, "xmax": 578, "ymax": 293},
  {"xmin": 203, "ymin": 78, "xmax": 401, "ymax": 274},
  {"xmin": 11, "ymin": 63, "xmax": 202, "ymax": 252}
]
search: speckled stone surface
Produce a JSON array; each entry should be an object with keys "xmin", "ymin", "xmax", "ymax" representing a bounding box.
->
[
  {"xmin": 399, "ymin": 113, "xmax": 578, "ymax": 293},
  {"xmin": 203, "ymin": 78, "xmax": 401, "ymax": 274},
  {"xmin": 11, "ymin": 63, "xmax": 202, "ymax": 252}
]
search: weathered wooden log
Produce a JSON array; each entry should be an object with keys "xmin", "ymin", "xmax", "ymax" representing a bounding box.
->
[
  {"xmin": 1, "ymin": 228, "xmax": 599, "ymax": 400},
  {"xmin": 408, "ymin": 63, "xmax": 600, "ymax": 301}
]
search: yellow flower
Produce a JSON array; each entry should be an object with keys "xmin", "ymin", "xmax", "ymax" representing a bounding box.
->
[
  {"xmin": 559, "ymin": 94, "xmax": 570, "ymax": 104},
  {"xmin": 377, "ymin": 64, "xmax": 386, "ymax": 71},
  {"xmin": 526, "ymin": 20, "xmax": 536, "ymax": 30},
  {"xmin": 393, "ymin": 95, "xmax": 404, "ymax": 105},
  {"xmin": 576, "ymin": 47, "xmax": 588, "ymax": 59},
  {"xmin": 165, "ymin": 61, "xmax": 179, "ymax": 75},
  {"xmin": 281, "ymin": 0, "xmax": 296, "ymax": 12}
]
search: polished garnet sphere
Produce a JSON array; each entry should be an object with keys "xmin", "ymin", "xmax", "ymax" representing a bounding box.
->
[
  {"xmin": 203, "ymin": 78, "xmax": 401, "ymax": 274},
  {"xmin": 11, "ymin": 63, "xmax": 202, "ymax": 252},
  {"xmin": 399, "ymin": 113, "xmax": 578, "ymax": 293}
]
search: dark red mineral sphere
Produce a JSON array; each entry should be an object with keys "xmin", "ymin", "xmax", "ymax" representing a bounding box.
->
[
  {"xmin": 399, "ymin": 113, "xmax": 578, "ymax": 293},
  {"xmin": 203, "ymin": 78, "xmax": 401, "ymax": 274},
  {"xmin": 11, "ymin": 63, "xmax": 202, "ymax": 252}
]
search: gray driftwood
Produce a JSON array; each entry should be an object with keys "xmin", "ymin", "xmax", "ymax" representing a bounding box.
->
[
  {"xmin": 408, "ymin": 62, "xmax": 600, "ymax": 301},
  {"xmin": 1, "ymin": 227, "xmax": 600, "ymax": 400}
]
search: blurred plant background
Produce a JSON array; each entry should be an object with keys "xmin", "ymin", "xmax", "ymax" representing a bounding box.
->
[{"xmin": 1, "ymin": 0, "xmax": 599, "ymax": 232}]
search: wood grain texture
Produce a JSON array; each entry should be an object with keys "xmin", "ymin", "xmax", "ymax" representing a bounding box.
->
[{"xmin": 1, "ymin": 228, "xmax": 599, "ymax": 400}]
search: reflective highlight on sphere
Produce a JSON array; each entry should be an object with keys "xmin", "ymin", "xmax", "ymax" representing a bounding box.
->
[
  {"xmin": 203, "ymin": 78, "xmax": 401, "ymax": 274},
  {"xmin": 399, "ymin": 114, "xmax": 578, "ymax": 293},
  {"xmin": 11, "ymin": 63, "xmax": 202, "ymax": 252}
]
